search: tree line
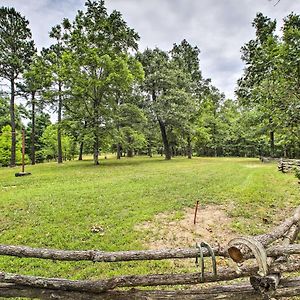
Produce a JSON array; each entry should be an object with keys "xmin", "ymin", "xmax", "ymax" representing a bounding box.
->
[{"xmin": 0, "ymin": 1, "xmax": 299, "ymax": 166}]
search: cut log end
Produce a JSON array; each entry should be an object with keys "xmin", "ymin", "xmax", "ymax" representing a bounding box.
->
[{"xmin": 228, "ymin": 246, "xmax": 244, "ymax": 263}]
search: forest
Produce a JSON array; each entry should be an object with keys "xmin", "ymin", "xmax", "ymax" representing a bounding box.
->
[{"xmin": 0, "ymin": 1, "xmax": 299, "ymax": 167}]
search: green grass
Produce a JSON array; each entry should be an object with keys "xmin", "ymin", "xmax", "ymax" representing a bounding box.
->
[{"xmin": 0, "ymin": 156, "xmax": 298, "ymax": 280}]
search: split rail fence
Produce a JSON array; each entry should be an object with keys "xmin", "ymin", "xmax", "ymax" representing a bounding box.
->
[
  {"xmin": 0, "ymin": 206, "xmax": 300, "ymax": 299},
  {"xmin": 278, "ymin": 158, "xmax": 300, "ymax": 173}
]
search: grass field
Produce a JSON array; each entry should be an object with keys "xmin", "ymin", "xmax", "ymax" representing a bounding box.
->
[{"xmin": 0, "ymin": 156, "xmax": 298, "ymax": 280}]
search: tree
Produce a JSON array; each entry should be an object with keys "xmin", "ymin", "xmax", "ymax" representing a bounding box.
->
[
  {"xmin": 0, "ymin": 125, "xmax": 22, "ymax": 166},
  {"xmin": 25, "ymin": 112, "xmax": 51, "ymax": 163},
  {"xmin": 237, "ymin": 12, "xmax": 300, "ymax": 158},
  {"xmin": 138, "ymin": 48, "xmax": 196, "ymax": 160},
  {"xmin": 237, "ymin": 13, "xmax": 279, "ymax": 157},
  {"xmin": 0, "ymin": 7, "xmax": 35, "ymax": 166},
  {"xmin": 0, "ymin": 97, "xmax": 23, "ymax": 132},
  {"xmin": 41, "ymin": 124, "xmax": 76, "ymax": 162},
  {"xmin": 61, "ymin": 0, "xmax": 143, "ymax": 165},
  {"xmin": 39, "ymin": 20, "xmax": 72, "ymax": 164},
  {"xmin": 19, "ymin": 54, "xmax": 51, "ymax": 164},
  {"xmin": 171, "ymin": 39, "xmax": 207, "ymax": 158}
]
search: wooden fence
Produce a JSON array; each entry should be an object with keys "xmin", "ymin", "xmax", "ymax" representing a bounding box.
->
[
  {"xmin": 0, "ymin": 206, "xmax": 300, "ymax": 299},
  {"xmin": 278, "ymin": 158, "xmax": 300, "ymax": 173}
]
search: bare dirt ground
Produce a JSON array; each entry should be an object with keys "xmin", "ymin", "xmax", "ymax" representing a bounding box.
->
[
  {"xmin": 137, "ymin": 204, "xmax": 236, "ymax": 249},
  {"xmin": 136, "ymin": 205, "xmax": 237, "ymax": 270}
]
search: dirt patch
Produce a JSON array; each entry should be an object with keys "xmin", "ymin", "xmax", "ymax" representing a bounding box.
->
[{"xmin": 136, "ymin": 204, "xmax": 235, "ymax": 250}]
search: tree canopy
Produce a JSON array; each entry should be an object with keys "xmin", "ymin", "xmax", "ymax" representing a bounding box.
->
[{"xmin": 0, "ymin": 2, "xmax": 299, "ymax": 166}]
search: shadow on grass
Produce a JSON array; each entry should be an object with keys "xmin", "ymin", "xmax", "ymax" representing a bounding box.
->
[{"xmin": 70, "ymin": 156, "xmax": 188, "ymax": 169}]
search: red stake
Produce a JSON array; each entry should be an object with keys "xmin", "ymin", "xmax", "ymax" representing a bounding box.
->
[
  {"xmin": 194, "ymin": 200, "xmax": 199, "ymax": 225},
  {"xmin": 22, "ymin": 128, "xmax": 25, "ymax": 173}
]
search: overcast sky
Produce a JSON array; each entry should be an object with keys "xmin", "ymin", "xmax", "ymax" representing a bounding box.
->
[{"xmin": 1, "ymin": 0, "xmax": 299, "ymax": 99}]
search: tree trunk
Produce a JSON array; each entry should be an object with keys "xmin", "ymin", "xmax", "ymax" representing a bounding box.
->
[
  {"xmin": 127, "ymin": 149, "xmax": 133, "ymax": 158},
  {"xmin": 57, "ymin": 82, "xmax": 63, "ymax": 164},
  {"xmin": 127, "ymin": 136, "xmax": 133, "ymax": 157},
  {"xmin": 93, "ymin": 133, "xmax": 99, "ymax": 165},
  {"xmin": 187, "ymin": 135, "xmax": 192, "ymax": 159},
  {"xmin": 270, "ymin": 130, "xmax": 275, "ymax": 158},
  {"xmin": 10, "ymin": 78, "xmax": 16, "ymax": 167},
  {"xmin": 78, "ymin": 142, "xmax": 84, "ymax": 161},
  {"xmin": 78, "ymin": 120, "xmax": 87, "ymax": 161},
  {"xmin": 31, "ymin": 92, "xmax": 36, "ymax": 165},
  {"xmin": 116, "ymin": 144, "xmax": 122, "ymax": 159},
  {"xmin": 158, "ymin": 119, "xmax": 171, "ymax": 160},
  {"xmin": 148, "ymin": 143, "xmax": 152, "ymax": 158}
]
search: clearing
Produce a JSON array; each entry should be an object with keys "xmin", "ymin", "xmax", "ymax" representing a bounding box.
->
[{"xmin": 0, "ymin": 156, "xmax": 298, "ymax": 279}]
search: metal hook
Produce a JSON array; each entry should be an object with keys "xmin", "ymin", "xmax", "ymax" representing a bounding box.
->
[
  {"xmin": 195, "ymin": 241, "xmax": 217, "ymax": 282},
  {"xmin": 228, "ymin": 236, "xmax": 268, "ymax": 277}
]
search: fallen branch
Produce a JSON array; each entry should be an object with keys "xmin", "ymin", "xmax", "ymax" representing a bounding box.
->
[
  {"xmin": 1, "ymin": 277, "xmax": 300, "ymax": 299},
  {"xmin": 0, "ymin": 258, "xmax": 300, "ymax": 293}
]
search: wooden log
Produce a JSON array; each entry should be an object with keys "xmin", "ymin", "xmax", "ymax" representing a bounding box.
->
[
  {"xmin": 249, "ymin": 224, "xmax": 300, "ymax": 293},
  {"xmin": 1, "ymin": 277, "xmax": 300, "ymax": 300},
  {"xmin": 0, "ymin": 244, "xmax": 228, "ymax": 262},
  {"xmin": 0, "ymin": 259, "xmax": 300, "ymax": 293},
  {"xmin": 1, "ymin": 242, "xmax": 300, "ymax": 264},
  {"xmin": 228, "ymin": 205, "xmax": 300, "ymax": 262}
]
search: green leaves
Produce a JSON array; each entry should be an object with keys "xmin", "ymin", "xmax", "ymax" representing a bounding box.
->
[
  {"xmin": 237, "ymin": 12, "xmax": 300, "ymax": 157},
  {"xmin": 0, "ymin": 6, "xmax": 35, "ymax": 80}
]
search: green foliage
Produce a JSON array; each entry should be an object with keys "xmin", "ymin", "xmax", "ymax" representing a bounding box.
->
[
  {"xmin": 294, "ymin": 168, "xmax": 300, "ymax": 180},
  {"xmin": 59, "ymin": 0, "xmax": 143, "ymax": 164},
  {"xmin": 0, "ymin": 98, "xmax": 10, "ymax": 129},
  {"xmin": 41, "ymin": 124, "xmax": 76, "ymax": 161},
  {"xmin": 0, "ymin": 97, "xmax": 23, "ymax": 131},
  {"xmin": 25, "ymin": 112, "xmax": 51, "ymax": 162},
  {"xmin": 0, "ymin": 6, "xmax": 35, "ymax": 81},
  {"xmin": 237, "ymin": 12, "xmax": 300, "ymax": 158},
  {"xmin": 0, "ymin": 125, "xmax": 22, "ymax": 166}
]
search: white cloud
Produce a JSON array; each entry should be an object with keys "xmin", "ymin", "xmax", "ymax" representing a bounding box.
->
[{"xmin": 1, "ymin": 0, "xmax": 299, "ymax": 99}]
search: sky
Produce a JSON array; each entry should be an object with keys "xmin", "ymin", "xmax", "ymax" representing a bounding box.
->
[{"xmin": 1, "ymin": 0, "xmax": 299, "ymax": 99}]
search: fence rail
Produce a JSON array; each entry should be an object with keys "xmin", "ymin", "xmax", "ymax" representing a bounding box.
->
[
  {"xmin": 278, "ymin": 158, "xmax": 300, "ymax": 173},
  {"xmin": 0, "ymin": 205, "xmax": 300, "ymax": 299}
]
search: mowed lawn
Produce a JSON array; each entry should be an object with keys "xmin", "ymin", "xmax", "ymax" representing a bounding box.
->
[{"xmin": 0, "ymin": 156, "xmax": 298, "ymax": 279}]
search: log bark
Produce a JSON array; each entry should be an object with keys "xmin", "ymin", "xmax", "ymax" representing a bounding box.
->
[
  {"xmin": 228, "ymin": 205, "xmax": 300, "ymax": 262},
  {"xmin": 2, "ymin": 243, "xmax": 300, "ymax": 263},
  {"xmin": 0, "ymin": 245, "xmax": 227, "ymax": 262},
  {"xmin": 1, "ymin": 277, "xmax": 300, "ymax": 300},
  {"xmin": 0, "ymin": 259, "xmax": 300, "ymax": 293}
]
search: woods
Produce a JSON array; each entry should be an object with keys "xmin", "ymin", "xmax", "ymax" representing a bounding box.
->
[{"xmin": 0, "ymin": 1, "xmax": 299, "ymax": 166}]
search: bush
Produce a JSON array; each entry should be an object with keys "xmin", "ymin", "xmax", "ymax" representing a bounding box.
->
[
  {"xmin": 0, "ymin": 125, "xmax": 22, "ymax": 166},
  {"xmin": 35, "ymin": 150, "xmax": 45, "ymax": 163},
  {"xmin": 294, "ymin": 167, "xmax": 300, "ymax": 181}
]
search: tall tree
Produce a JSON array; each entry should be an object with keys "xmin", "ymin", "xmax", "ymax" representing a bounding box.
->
[
  {"xmin": 171, "ymin": 39, "xmax": 205, "ymax": 158},
  {"xmin": 62, "ymin": 0, "xmax": 142, "ymax": 165},
  {"xmin": 40, "ymin": 21, "xmax": 71, "ymax": 164},
  {"xmin": 138, "ymin": 48, "xmax": 196, "ymax": 160},
  {"xmin": 237, "ymin": 12, "xmax": 300, "ymax": 158},
  {"xmin": 19, "ymin": 55, "xmax": 51, "ymax": 164},
  {"xmin": 0, "ymin": 7, "xmax": 35, "ymax": 166},
  {"xmin": 237, "ymin": 13, "xmax": 278, "ymax": 157}
]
